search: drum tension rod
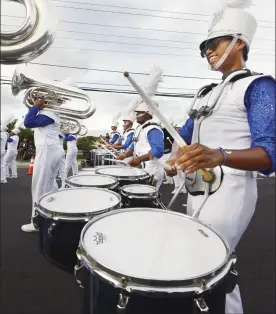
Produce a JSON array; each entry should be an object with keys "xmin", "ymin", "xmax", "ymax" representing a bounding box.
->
[
  {"xmin": 117, "ymin": 277, "xmax": 130, "ymax": 313},
  {"xmin": 193, "ymin": 297, "xmax": 209, "ymax": 313}
]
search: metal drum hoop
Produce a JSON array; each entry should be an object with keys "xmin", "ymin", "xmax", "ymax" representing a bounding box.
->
[
  {"xmin": 95, "ymin": 167, "xmax": 150, "ymax": 183},
  {"xmin": 36, "ymin": 187, "xmax": 122, "ymax": 221},
  {"xmin": 77, "ymin": 208, "xmax": 234, "ymax": 295},
  {"xmin": 120, "ymin": 184, "xmax": 158, "ymax": 200},
  {"xmin": 65, "ymin": 174, "xmax": 119, "ymax": 190}
]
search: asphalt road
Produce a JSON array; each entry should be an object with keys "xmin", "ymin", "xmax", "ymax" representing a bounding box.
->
[{"xmin": 0, "ymin": 168, "xmax": 275, "ymax": 314}]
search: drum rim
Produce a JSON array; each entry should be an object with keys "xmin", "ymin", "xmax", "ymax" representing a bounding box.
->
[
  {"xmin": 36, "ymin": 187, "xmax": 122, "ymax": 220},
  {"xmin": 78, "ymin": 208, "xmax": 232, "ymax": 292},
  {"xmin": 95, "ymin": 167, "xmax": 150, "ymax": 181},
  {"xmin": 65, "ymin": 174, "xmax": 118, "ymax": 189},
  {"xmin": 120, "ymin": 184, "xmax": 158, "ymax": 199}
]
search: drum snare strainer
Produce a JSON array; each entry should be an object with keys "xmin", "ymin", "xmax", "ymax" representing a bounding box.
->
[
  {"xmin": 76, "ymin": 208, "xmax": 236, "ymax": 311},
  {"xmin": 66, "ymin": 174, "xmax": 118, "ymax": 190}
]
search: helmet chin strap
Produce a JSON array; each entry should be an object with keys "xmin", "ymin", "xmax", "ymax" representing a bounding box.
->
[{"xmin": 209, "ymin": 35, "xmax": 240, "ymax": 71}]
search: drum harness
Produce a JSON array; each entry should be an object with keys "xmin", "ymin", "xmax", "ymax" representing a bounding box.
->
[{"xmin": 167, "ymin": 69, "xmax": 257, "ymax": 217}]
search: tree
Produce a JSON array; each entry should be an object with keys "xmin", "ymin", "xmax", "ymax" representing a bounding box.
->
[
  {"xmin": 77, "ymin": 136, "xmax": 99, "ymax": 152},
  {"xmin": 19, "ymin": 128, "xmax": 34, "ymax": 142},
  {"xmin": 6, "ymin": 119, "xmax": 17, "ymax": 133}
]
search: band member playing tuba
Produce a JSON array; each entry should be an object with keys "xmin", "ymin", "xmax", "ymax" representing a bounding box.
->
[{"xmin": 21, "ymin": 99, "xmax": 64, "ymax": 232}]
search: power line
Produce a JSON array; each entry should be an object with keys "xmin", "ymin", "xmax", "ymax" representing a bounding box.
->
[
  {"xmin": 56, "ymin": 4, "xmax": 211, "ymax": 24},
  {"xmin": 2, "ymin": 22, "xmax": 275, "ymax": 56},
  {"xmin": 29, "ymin": 62, "xmax": 222, "ymax": 80},
  {"xmin": 54, "ymin": 0, "xmax": 275, "ymax": 24},
  {"xmin": 55, "ymin": 35, "xmax": 275, "ymax": 56},
  {"xmin": 50, "ymin": 45, "xmax": 275, "ymax": 61},
  {"xmin": 54, "ymin": 4, "xmax": 276, "ymax": 29},
  {"xmin": 2, "ymin": 15, "xmax": 275, "ymax": 41},
  {"xmin": 80, "ymin": 87, "xmax": 196, "ymax": 98},
  {"xmin": 76, "ymin": 81, "xmax": 199, "ymax": 91},
  {"xmin": 3, "ymin": 21, "xmax": 273, "ymax": 51}
]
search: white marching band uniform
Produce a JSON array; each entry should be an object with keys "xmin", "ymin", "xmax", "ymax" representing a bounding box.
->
[
  {"xmin": 178, "ymin": 3, "xmax": 272, "ymax": 313},
  {"xmin": 64, "ymin": 134, "xmax": 79, "ymax": 178},
  {"xmin": 0, "ymin": 119, "xmax": 9, "ymax": 183},
  {"xmin": 4, "ymin": 129, "xmax": 20, "ymax": 179},
  {"xmin": 22, "ymin": 109, "xmax": 64, "ymax": 232},
  {"xmin": 120, "ymin": 112, "xmax": 135, "ymax": 162},
  {"xmin": 133, "ymin": 102, "xmax": 165, "ymax": 190}
]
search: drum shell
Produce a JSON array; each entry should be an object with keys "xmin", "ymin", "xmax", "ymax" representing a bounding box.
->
[
  {"xmin": 34, "ymin": 190, "xmax": 122, "ymax": 273},
  {"xmin": 36, "ymin": 214, "xmax": 86, "ymax": 273},
  {"xmin": 81, "ymin": 269, "xmax": 227, "ymax": 314}
]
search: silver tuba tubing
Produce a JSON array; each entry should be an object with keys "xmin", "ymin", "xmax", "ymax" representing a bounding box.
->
[
  {"xmin": 79, "ymin": 125, "xmax": 88, "ymax": 136},
  {"xmin": 60, "ymin": 116, "xmax": 82, "ymax": 135},
  {"xmin": 11, "ymin": 69, "xmax": 96, "ymax": 119},
  {"xmin": 1, "ymin": 0, "xmax": 59, "ymax": 65}
]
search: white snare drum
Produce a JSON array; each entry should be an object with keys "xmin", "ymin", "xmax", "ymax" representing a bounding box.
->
[
  {"xmin": 66, "ymin": 174, "xmax": 118, "ymax": 190},
  {"xmin": 120, "ymin": 184, "xmax": 161, "ymax": 208},
  {"xmin": 95, "ymin": 166, "xmax": 151, "ymax": 187},
  {"xmin": 76, "ymin": 208, "xmax": 236, "ymax": 313},
  {"xmin": 34, "ymin": 188, "xmax": 121, "ymax": 273}
]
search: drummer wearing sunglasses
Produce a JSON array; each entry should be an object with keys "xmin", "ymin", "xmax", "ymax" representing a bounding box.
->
[{"xmin": 165, "ymin": 2, "xmax": 275, "ymax": 314}]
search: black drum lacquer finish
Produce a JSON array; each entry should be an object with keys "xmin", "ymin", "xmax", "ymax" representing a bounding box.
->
[
  {"xmin": 35, "ymin": 214, "xmax": 86, "ymax": 273},
  {"xmin": 120, "ymin": 194, "xmax": 160, "ymax": 208},
  {"xmin": 82, "ymin": 272, "xmax": 226, "ymax": 314}
]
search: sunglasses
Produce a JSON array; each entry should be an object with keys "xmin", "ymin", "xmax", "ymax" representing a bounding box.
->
[{"xmin": 200, "ymin": 36, "xmax": 233, "ymax": 58}]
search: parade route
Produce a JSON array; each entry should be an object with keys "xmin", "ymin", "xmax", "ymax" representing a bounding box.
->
[{"xmin": 0, "ymin": 169, "xmax": 275, "ymax": 314}]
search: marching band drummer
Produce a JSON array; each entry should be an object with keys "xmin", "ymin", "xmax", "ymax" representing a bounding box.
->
[
  {"xmin": 4, "ymin": 127, "xmax": 20, "ymax": 179},
  {"xmin": 21, "ymin": 98, "xmax": 64, "ymax": 232},
  {"xmin": 108, "ymin": 112, "xmax": 135, "ymax": 155},
  {"xmin": 64, "ymin": 133, "xmax": 79, "ymax": 178},
  {"xmin": 117, "ymin": 102, "xmax": 164, "ymax": 190},
  {"xmin": 107, "ymin": 120, "xmax": 121, "ymax": 145},
  {"xmin": 165, "ymin": 2, "xmax": 275, "ymax": 313}
]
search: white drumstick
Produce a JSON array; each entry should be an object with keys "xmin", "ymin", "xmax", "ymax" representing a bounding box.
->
[{"xmin": 124, "ymin": 72, "xmax": 213, "ymax": 183}]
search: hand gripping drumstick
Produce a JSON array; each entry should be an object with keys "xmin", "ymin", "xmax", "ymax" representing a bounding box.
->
[{"xmin": 124, "ymin": 72, "xmax": 213, "ymax": 182}]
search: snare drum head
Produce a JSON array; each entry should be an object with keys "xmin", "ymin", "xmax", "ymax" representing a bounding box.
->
[
  {"xmin": 81, "ymin": 209, "xmax": 229, "ymax": 281},
  {"xmin": 67, "ymin": 174, "xmax": 117, "ymax": 187},
  {"xmin": 38, "ymin": 188, "xmax": 121, "ymax": 216},
  {"xmin": 96, "ymin": 167, "xmax": 148, "ymax": 178},
  {"xmin": 80, "ymin": 168, "xmax": 96, "ymax": 174},
  {"xmin": 121, "ymin": 184, "xmax": 157, "ymax": 194}
]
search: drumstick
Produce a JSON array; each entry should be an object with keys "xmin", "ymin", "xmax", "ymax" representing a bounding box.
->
[
  {"xmin": 99, "ymin": 145, "xmax": 118, "ymax": 158},
  {"xmin": 124, "ymin": 72, "xmax": 213, "ymax": 183}
]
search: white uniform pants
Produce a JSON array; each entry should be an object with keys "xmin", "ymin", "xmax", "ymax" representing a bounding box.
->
[
  {"xmin": 65, "ymin": 148, "xmax": 78, "ymax": 178},
  {"xmin": 31, "ymin": 144, "xmax": 64, "ymax": 219},
  {"xmin": 160, "ymin": 153, "xmax": 173, "ymax": 183},
  {"xmin": 58, "ymin": 149, "xmax": 66, "ymax": 187},
  {"xmin": 4, "ymin": 149, "xmax": 17, "ymax": 177},
  {"xmin": 187, "ymin": 172, "xmax": 257, "ymax": 314},
  {"xmin": 1, "ymin": 151, "xmax": 6, "ymax": 181},
  {"xmin": 173, "ymin": 171, "xmax": 186, "ymax": 189},
  {"xmin": 144, "ymin": 161, "xmax": 164, "ymax": 191}
]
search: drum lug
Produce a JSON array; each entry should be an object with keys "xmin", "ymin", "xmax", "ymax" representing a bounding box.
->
[
  {"xmin": 193, "ymin": 297, "xmax": 209, "ymax": 313},
  {"xmin": 117, "ymin": 292, "xmax": 130, "ymax": 313},
  {"xmin": 74, "ymin": 262, "xmax": 86, "ymax": 289},
  {"xmin": 32, "ymin": 210, "xmax": 39, "ymax": 230},
  {"xmin": 48, "ymin": 222, "xmax": 56, "ymax": 238}
]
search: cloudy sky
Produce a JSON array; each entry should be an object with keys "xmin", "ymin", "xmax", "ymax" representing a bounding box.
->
[{"xmin": 1, "ymin": 0, "xmax": 275, "ymax": 135}]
